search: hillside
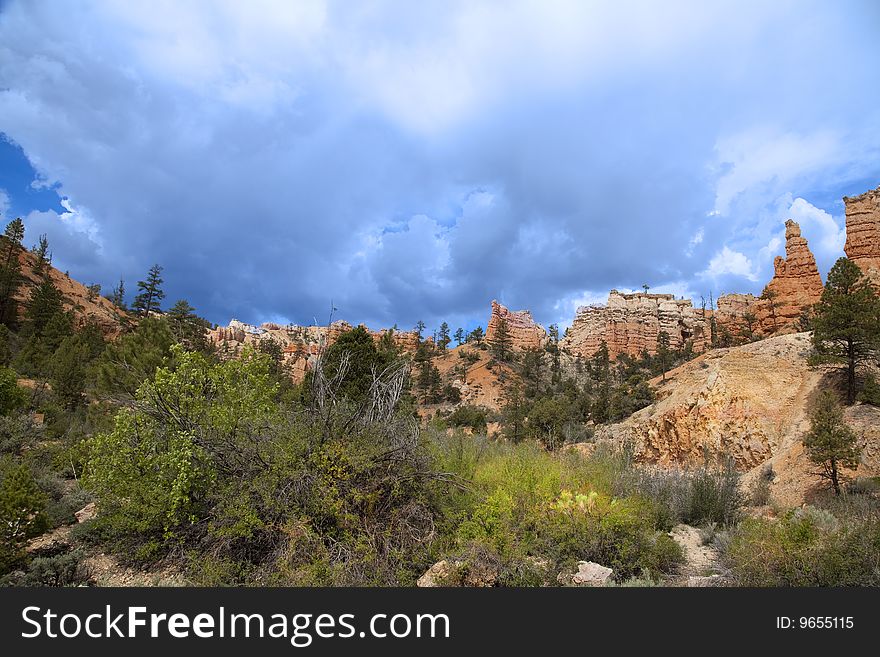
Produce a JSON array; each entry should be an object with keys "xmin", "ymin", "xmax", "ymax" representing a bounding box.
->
[
  {"xmin": 597, "ymin": 333, "xmax": 880, "ymax": 505},
  {"xmin": 3, "ymin": 236, "xmax": 130, "ymax": 337}
]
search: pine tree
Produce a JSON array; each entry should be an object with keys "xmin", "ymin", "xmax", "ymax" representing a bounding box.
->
[
  {"xmin": 656, "ymin": 330, "xmax": 672, "ymax": 381},
  {"xmin": 811, "ymin": 257, "xmax": 880, "ymax": 404},
  {"xmin": 0, "ymin": 218, "xmax": 25, "ymax": 327},
  {"xmin": 468, "ymin": 326, "xmax": 484, "ymax": 344},
  {"xmin": 490, "ymin": 318, "xmax": 512, "ymax": 362},
  {"xmin": 803, "ymin": 391, "xmax": 861, "ymax": 495},
  {"xmin": 414, "ymin": 320, "xmax": 426, "ymax": 341},
  {"xmin": 132, "ymin": 264, "xmax": 165, "ymax": 316},
  {"xmin": 51, "ymin": 334, "xmax": 90, "ymax": 409},
  {"xmin": 31, "ymin": 233, "xmax": 51, "ymax": 272},
  {"xmin": 109, "ymin": 277, "xmax": 127, "ymax": 310},
  {"xmin": 453, "ymin": 327, "xmax": 465, "ymax": 346},
  {"xmin": 437, "ymin": 322, "xmax": 451, "ymax": 350},
  {"xmin": 168, "ymin": 299, "xmax": 210, "ymax": 353}
]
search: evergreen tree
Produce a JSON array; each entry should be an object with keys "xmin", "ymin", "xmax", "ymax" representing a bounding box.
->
[
  {"xmin": 168, "ymin": 299, "xmax": 211, "ymax": 353},
  {"xmin": 132, "ymin": 264, "xmax": 165, "ymax": 316},
  {"xmin": 521, "ymin": 347, "xmax": 544, "ymax": 398},
  {"xmin": 31, "ymin": 233, "xmax": 51, "ymax": 272},
  {"xmin": 437, "ymin": 322, "xmax": 451, "ymax": 350},
  {"xmin": 803, "ymin": 391, "xmax": 861, "ymax": 495},
  {"xmin": 96, "ymin": 316, "xmax": 175, "ymax": 396},
  {"xmin": 0, "ymin": 218, "xmax": 25, "ymax": 327},
  {"xmin": 322, "ymin": 326, "xmax": 394, "ymax": 404},
  {"xmin": 414, "ymin": 320, "xmax": 426, "ymax": 341},
  {"xmin": 468, "ymin": 326, "xmax": 484, "ymax": 344},
  {"xmin": 656, "ymin": 330, "xmax": 672, "ymax": 381},
  {"xmin": 109, "ymin": 277, "xmax": 127, "ymax": 310},
  {"xmin": 453, "ymin": 327, "xmax": 465, "ymax": 346},
  {"xmin": 811, "ymin": 258, "xmax": 880, "ymax": 403},
  {"xmin": 489, "ymin": 318, "xmax": 512, "ymax": 362},
  {"xmin": 51, "ymin": 334, "xmax": 90, "ymax": 409}
]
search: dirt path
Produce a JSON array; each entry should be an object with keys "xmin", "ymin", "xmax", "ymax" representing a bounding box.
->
[{"xmin": 669, "ymin": 524, "xmax": 725, "ymax": 586}]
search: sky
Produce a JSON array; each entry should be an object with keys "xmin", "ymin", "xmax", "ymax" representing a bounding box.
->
[{"xmin": 1, "ymin": 0, "xmax": 879, "ymax": 333}]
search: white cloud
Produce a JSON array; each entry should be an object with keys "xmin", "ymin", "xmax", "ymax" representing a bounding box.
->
[
  {"xmin": 700, "ymin": 246, "xmax": 759, "ymax": 282},
  {"xmin": 685, "ymin": 227, "xmax": 704, "ymax": 256},
  {"xmin": 0, "ymin": 188, "xmax": 9, "ymax": 217},
  {"xmin": 787, "ymin": 197, "xmax": 845, "ymax": 259},
  {"xmin": 712, "ymin": 128, "xmax": 841, "ymax": 216}
]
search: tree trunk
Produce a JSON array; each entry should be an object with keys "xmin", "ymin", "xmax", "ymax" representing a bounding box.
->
[
  {"xmin": 847, "ymin": 340, "xmax": 856, "ymax": 405},
  {"xmin": 830, "ymin": 458, "xmax": 841, "ymax": 496}
]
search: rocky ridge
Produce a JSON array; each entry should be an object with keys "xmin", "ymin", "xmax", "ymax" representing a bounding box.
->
[{"xmin": 485, "ymin": 300, "xmax": 547, "ymax": 351}]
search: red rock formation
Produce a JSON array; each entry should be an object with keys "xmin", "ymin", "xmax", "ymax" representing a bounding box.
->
[
  {"xmin": 561, "ymin": 291, "xmax": 708, "ymax": 359},
  {"xmin": 844, "ymin": 185, "xmax": 880, "ymax": 285},
  {"xmin": 485, "ymin": 300, "xmax": 547, "ymax": 350},
  {"xmin": 206, "ymin": 318, "xmax": 424, "ymax": 383},
  {"xmin": 714, "ymin": 219, "xmax": 822, "ymax": 338},
  {"xmin": 760, "ymin": 219, "xmax": 823, "ymax": 329}
]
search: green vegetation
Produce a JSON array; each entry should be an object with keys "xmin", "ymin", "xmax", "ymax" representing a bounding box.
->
[
  {"xmin": 811, "ymin": 257, "xmax": 880, "ymax": 403},
  {"xmin": 803, "ymin": 391, "xmax": 861, "ymax": 495}
]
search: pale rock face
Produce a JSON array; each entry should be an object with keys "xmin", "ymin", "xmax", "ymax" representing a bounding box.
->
[
  {"xmin": 558, "ymin": 561, "xmax": 613, "ymax": 587},
  {"xmin": 844, "ymin": 185, "xmax": 880, "ymax": 285},
  {"xmin": 206, "ymin": 319, "xmax": 422, "ymax": 383},
  {"xmin": 485, "ymin": 300, "xmax": 547, "ymax": 350},
  {"xmin": 561, "ymin": 290, "xmax": 708, "ymax": 359}
]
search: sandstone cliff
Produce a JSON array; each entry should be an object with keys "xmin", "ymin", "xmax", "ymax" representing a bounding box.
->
[
  {"xmin": 561, "ymin": 290, "xmax": 708, "ymax": 359},
  {"xmin": 713, "ymin": 219, "xmax": 822, "ymax": 340},
  {"xmin": 844, "ymin": 185, "xmax": 880, "ymax": 285},
  {"xmin": 207, "ymin": 318, "xmax": 423, "ymax": 383},
  {"xmin": 597, "ymin": 333, "xmax": 880, "ymax": 505},
  {"xmin": 760, "ymin": 219, "xmax": 824, "ymax": 327},
  {"xmin": 485, "ymin": 300, "xmax": 547, "ymax": 351}
]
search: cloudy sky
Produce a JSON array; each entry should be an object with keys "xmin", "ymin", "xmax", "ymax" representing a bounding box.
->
[{"xmin": 1, "ymin": 1, "xmax": 879, "ymax": 332}]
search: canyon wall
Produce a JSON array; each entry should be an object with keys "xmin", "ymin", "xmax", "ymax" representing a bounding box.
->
[
  {"xmin": 844, "ymin": 185, "xmax": 880, "ymax": 285},
  {"xmin": 485, "ymin": 300, "xmax": 547, "ymax": 350},
  {"xmin": 561, "ymin": 291, "xmax": 709, "ymax": 359}
]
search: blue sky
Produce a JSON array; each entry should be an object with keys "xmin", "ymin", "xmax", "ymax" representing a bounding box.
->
[{"xmin": 0, "ymin": 0, "xmax": 879, "ymax": 333}]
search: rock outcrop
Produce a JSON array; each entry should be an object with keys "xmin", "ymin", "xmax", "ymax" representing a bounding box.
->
[
  {"xmin": 598, "ymin": 333, "xmax": 820, "ymax": 469},
  {"xmin": 760, "ymin": 219, "xmax": 824, "ymax": 328},
  {"xmin": 844, "ymin": 185, "xmax": 880, "ymax": 285},
  {"xmin": 561, "ymin": 291, "xmax": 708, "ymax": 359},
  {"xmin": 596, "ymin": 333, "xmax": 880, "ymax": 505},
  {"xmin": 207, "ymin": 318, "xmax": 422, "ymax": 383},
  {"xmin": 485, "ymin": 300, "xmax": 547, "ymax": 350},
  {"xmin": 713, "ymin": 219, "xmax": 822, "ymax": 339}
]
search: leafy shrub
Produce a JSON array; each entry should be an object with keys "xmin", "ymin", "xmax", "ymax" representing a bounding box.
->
[
  {"xmin": 446, "ymin": 405, "xmax": 488, "ymax": 434},
  {"xmin": 2, "ymin": 548, "xmax": 91, "ymax": 587},
  {"xmin": 726, "ymin": 507, "xmax": 880, "ymax": 586},
  {"xmin": 0, "ymin": 457, "xmax": 48, "ymax": 573},
  {"xmin": 0, "ymin": 367, "xmax": 27, "ymax": 416}
]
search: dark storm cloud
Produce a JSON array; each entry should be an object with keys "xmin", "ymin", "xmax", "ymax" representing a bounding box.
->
[{"xmin": 0, "ymin": 0, "xmax": 878, "ymax": 332}]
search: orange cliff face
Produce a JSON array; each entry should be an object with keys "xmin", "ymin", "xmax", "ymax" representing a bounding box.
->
[
  {"xmin": 561, "ymin": 290, "xmax": 709, "ymax": 359},
  {"xmin": 844, "ymin": 185, "xmax": 880, "ymax": 285},
  {"xmin": 485, "ymin": 300, "xmax": 547, "ymax": 350},
  {"xmin": 715, "ymin": 219, "xmax": 823, "ymax": 338}
]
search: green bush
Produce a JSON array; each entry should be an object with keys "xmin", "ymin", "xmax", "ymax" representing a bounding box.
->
[
  {"xmin": 726, "ymin": 507, "xmax": 880, "ymax": 586},
  {"xmin": 0, "ymin": 457, "xmax": 48, "ymax": 573},
  {"xmin": 0, "ymin": 367, "xmax": 27, "ymax": 416},
  {"xmin": 446, "ymin": 405, "xmax": 488, "ymax": 434}
]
